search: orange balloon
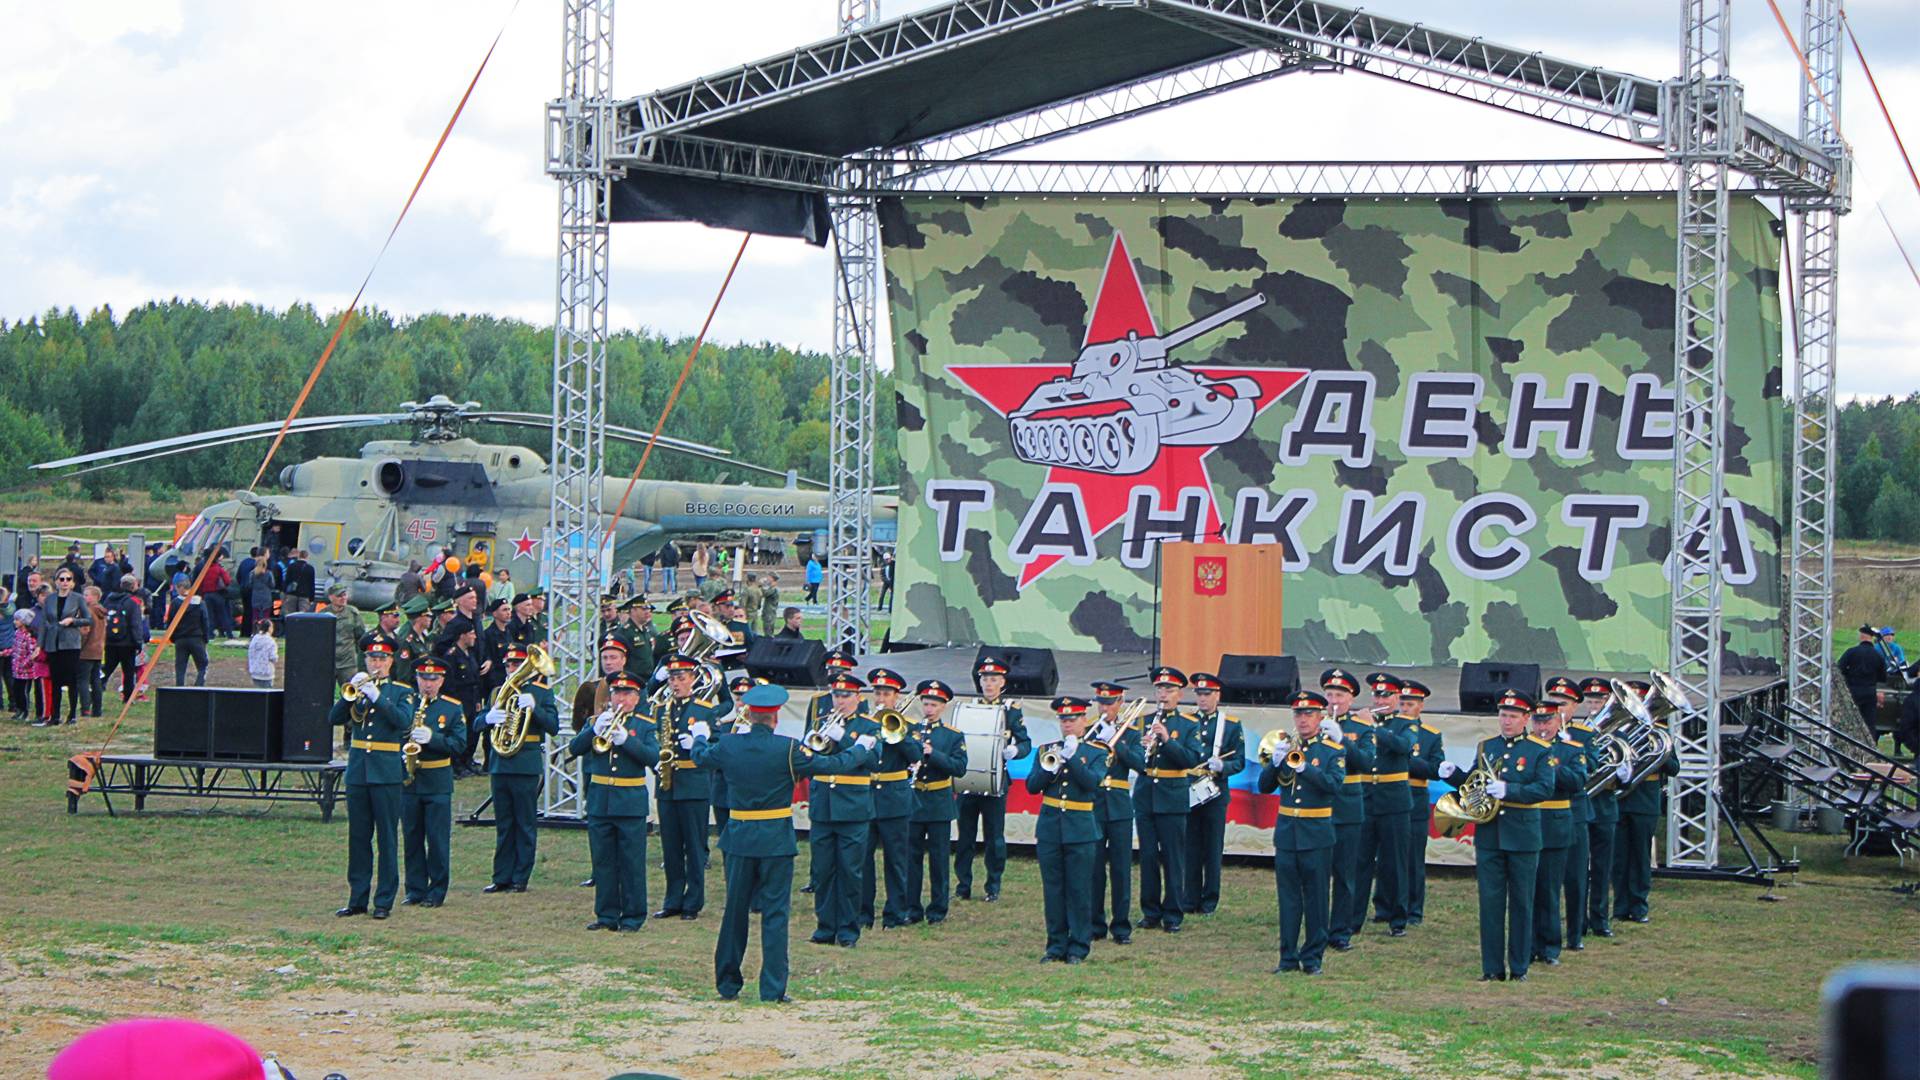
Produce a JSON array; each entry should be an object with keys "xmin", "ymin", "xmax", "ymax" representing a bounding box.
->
[{"xmin": 444, "ymin": 556, "xmax": 462, "ymax": 574}]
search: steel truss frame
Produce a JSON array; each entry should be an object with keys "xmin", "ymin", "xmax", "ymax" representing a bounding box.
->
[{"xmin": 540, "ymin": 0, "xmax": 616, "ymax": 819}]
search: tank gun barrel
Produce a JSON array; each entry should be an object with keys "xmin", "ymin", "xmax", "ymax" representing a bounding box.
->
[{"xmin": 1158, "ymin": 293, "xmax": 1266, "ymax": 354}]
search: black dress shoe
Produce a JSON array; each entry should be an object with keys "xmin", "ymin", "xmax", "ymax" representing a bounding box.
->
[
  {"xmin": 1272, "ymin": 963, "xmax": 1299, "ymax": 974},
  {"xmin": 1140, "ymin": 918, "xmax": 1161, "ymax": 930},
  {"xmin": 1389, "ymin": 928, "xmax": 1407, "ymax": 938},
  {"xmin": 926, "ymin": 916, "xmax": 946, "ymax": 925},
  {"xmin": 1371, "ymin": 914, "xmax": 1391, "ymax": 923},
  {"xmin": 334, "ymin": 906, "xmax": 366, "ymax": 917},
  {"xmin": 483, "ymin": 884, "xmax": 511, "ymax": 894},
  {"xmin": 1162, "ymin": 922, "xmax": 1181, "ymax": 934},
  {"xmin": 984, "ymin": 892, "xmax": 1000, "ymax": 903},
  {"xmin": 421, "ymin": 900, "xmax": 442, "ymax": 908},
  {"xmin": 1478, "ymin": 974, "xmax": 1502, "ymax": 982},
  {"xmin": 1039, "ymin": 954, "xmax": 1060, "ymax": 963},
  {"xmin": 1568, "ymin": 943, "xmax": 1585, "ymax": 951},
  {"xmin": 680, "ymin": 911, "xmax": 700, "ymax": 921},
  {"xmin": 1301, "ymin": 967, "xmax": 1322, "ymax": 976},
  {"xmin": 768, "ymin": 995, "xmax": 793, "ymax": 1004},
  {"xmin": 1408, "ymin": 916, "xmax": 1424, "ymax": 926},
  {"xmin": 1091, "ymin": 930, "xmax": 1108, "ymax": 941},
  {"xmin": 1629, "ymin": 915, "xmax": 1650, "ymax": 924},
  {"xmin": 510, "ymin": 885, "xmax": 527, "ymax": 893},
  {"xmin": 719, "ymin": 991, "xmax": 739, "ymax": 1001},
  {"xmin": 1511, "ymin": 973, "xmax": 1529, "ymax": 982},
  {"xmin": 954, "ymin": 888, "xmax": 971, "ymax": 900},
  {"xmin": 801, "ymin": 885, "xmax": 815, "ymax": 894},
  {"xmin": 370, "ymin": 908, "xmax": 390, "ymax": 920},
  {"xmin": 1594, "ymin": 927, "xmax": 1615, "ymax": 938},
  {"xmin": 836, "ymin": 939, "xmax": 857, "ymax": 948},
  {"xmin": 1331, "ymin": 941, "xmax": 1353, "ymax": 952},
  {"xmin": 1540, "ymin": 956, "xmax": 1561, "ymax": 966},
  {"xmin": 808, "ymin": 934, "xmax": 834, "ymax": 945},
  {"xmin": 400, "ymin": 897, "xmax": 422, "ymax": 906},
  {"xmin": 578, "ymin": 877, "xmax": 595, "ymax": 887},
  {"xmin": 1111, "ymin": 935, "xmax": 1130, "ymax": 945},
  {"xmin": 654, "ymin": 908, "xmax": 682, "ymax": 920},
  {"xmin": 1063, "ymin": 956, "xmax": 1084, "ymax": 965},
  {"xmin": 586, "ymin": 921, "xmax": 609, "ymax": 930}
]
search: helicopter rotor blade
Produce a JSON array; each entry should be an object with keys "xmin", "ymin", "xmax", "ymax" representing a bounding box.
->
[
  {"xmin": 470, "ymin": 413, "xmax": 825, "ymax": 488},
  {"xmin": 32, "ymin": 414, "xmax": 413, "ymax": 473}
]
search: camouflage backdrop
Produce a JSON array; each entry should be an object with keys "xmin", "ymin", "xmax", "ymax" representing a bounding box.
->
[{"xmin": 880, "ymin": 195, "xmax": 1784, "ymax": 669}]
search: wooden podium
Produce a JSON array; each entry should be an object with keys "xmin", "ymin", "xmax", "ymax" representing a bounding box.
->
[{"xmin": 1159, "ymin": 542, "xmax": 1283, "ymax": 676}]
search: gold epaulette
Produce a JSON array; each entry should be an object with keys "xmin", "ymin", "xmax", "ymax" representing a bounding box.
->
[
  {"xmin": 1322, "ymin": 736, "xmax": 1344, "ymax": 749},
  {"xmin": 443, "ymin": 695, "xmax": 463, "ymax": 707},
  {"xmin": 697, "ymin": 697, "xmax": 717, "ymax": 708},
  {"xmin": 1527, "ymin": 735, "xmax": 1553, "ymax": 747},
  {"xmin": 1421, "ymin": 723, "xmax": 1441, "ymax": 734},
  {"xmin": 1569, "ymin": 722, "xmax": 1595, "ymax": 732}
]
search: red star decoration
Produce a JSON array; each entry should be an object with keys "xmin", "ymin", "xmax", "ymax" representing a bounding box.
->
[
  {"xmin": 949, "ymin": 233, "xmax": 1306, "ymax": 588},
  {"xmin": 509, "ymin": 529, "xmax": 540, "ymax": 560}
]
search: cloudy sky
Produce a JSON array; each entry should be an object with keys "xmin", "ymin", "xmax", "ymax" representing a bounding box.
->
[{"xmin": 3, "ymin": 0, "xmax": 1915, "ymax": 396}]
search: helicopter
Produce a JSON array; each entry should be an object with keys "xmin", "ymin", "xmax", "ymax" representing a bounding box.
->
[{"xmin": 32, "ymin": 395, "xmax": 896, "ymax": 609}]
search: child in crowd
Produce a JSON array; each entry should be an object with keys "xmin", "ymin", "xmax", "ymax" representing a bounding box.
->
[
  {"xmin": 11, "ymin": 608, "xmax": 50, "ymax": 722},
  {"xmin": 247, "ymin": 625, "xmax": 277, "ymax": 688}
]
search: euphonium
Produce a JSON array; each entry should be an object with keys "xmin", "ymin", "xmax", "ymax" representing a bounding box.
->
[
  {"xmin": 402, "ymin": 692, "xmax": 430, "ymax": 784},
  {"xmin": 1433, "ymin": 747, "xmax": 1501, "ymax": 838},
  {"xmin": 489, "ymin": 644, "xmax": 555, "ymax": 757}
]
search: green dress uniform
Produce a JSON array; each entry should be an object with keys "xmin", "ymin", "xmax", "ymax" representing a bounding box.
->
[
  {"xmin": 400, "ymin": 693, "xmax": 468, "ymax": 906},
  {"xmin": 1612, "ymin": 733, "xmax": 1678, "ymax": 923},
  {"xmin": 484, "ymin": 679, "xmax": 560, "ymax": 891},
  {"xmin": 657, "ymin": 693, "xmax": 722, "ymax": 917},
  {"xmin": 1532, "ymin": 731, "xmax": 1590, "ymax": 962},
  {"xmin": 860, "ymin": 722, "xmax": 925, "ymax": 929},
  {"xmin": 954, "ymin": 698, "xmax": 1031, "ymax": 901},
  {"xmin": 1357, "ymin": 713, "xmax": 1416, "ymax": 933},
  {"xmin": 1586, "ymin": 745, "xmax": 1622, "ymax": 936},
  {"xmin": 1183, "ymin": 708, "xmax": 1247, "ymax": 915},
  {"xmin": 802, "ymin": 694, "xmax": 867, "ymax": 897},
  {"xmin": 330, "ymin": 679, "xmax": 411, "ymax": 914},
  {"xmin": 1400, "ymin": 720, "xmax": 1445, "ymax": 923},
  {"xmin": 1327, "ymin": 712, "xmax": 1377, "ymax": 949},
  {"xmin": 1561, "ymin": 721, "xmax": 1600, "ymax": 949},
  {"xmin": 807, "ymin": 712, "xmax": 881, "ymax": 945},
  {"xmin": 1091, "ymin": 716, "xmax": 1146, "ymax": 942},
  {"xmin": 1025, "ymin": 737, "xmax": 1107, "ymax": 961},
  {"xmin": 907, "ymin": 721, "xmax": 969, "ymax": 923},
  {"xmin": 691, "ymin": 721, "xmax": 868, "ymax": 1001},
  {"xmin": 1473, "ymin": 732, "xmax": 1559, "ymax": 980},
  {"xmin": 397, "ymin": 627, "xmax": 430, "ymax": 685},
  {"xmin": 567, "ymin": 709, "xmax": 660, "ymax": 930},
  {"xmin": 1259, "ymin": 731, "xmax": 1345, "ymax": 972},
  {"xmin": 722, "ymin": 617, "xmax": 755, "ymax": 668},
  {"xmin": 1134, "ymin": 707, "xmax": 1203, "ymax": 931}
]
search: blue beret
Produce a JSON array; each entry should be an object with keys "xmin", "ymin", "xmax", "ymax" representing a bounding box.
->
[{"xmin": 743, "ymin": 683, "xmax": 788, "ymax": 710}]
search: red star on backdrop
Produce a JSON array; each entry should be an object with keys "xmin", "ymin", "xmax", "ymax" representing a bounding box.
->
[
  {"xmin": 509, "ymin": 529, "xmax": 540, "ymax": 560},
  {"xmin": 948, "ymin": 233, "xmax": 1306, "ymax": 588}
]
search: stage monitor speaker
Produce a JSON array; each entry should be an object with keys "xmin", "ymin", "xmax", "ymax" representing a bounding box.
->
[
  {"xmin": 280, "ymin": 613, "xmax": 337, "ymax": 762},
  {"xmin": 210, "ymin": 688, "xmax": 283, "ymax": 761},
  {"xmin": 153, "ymin": 687, "xmax": 213, "ymax": 759},
  {"xmin": 745, "ymin": 636, "xmax": 828, "ymax": 688},
  {"xmin": 1217, "ymin": 654, "xmax": 1300, "ymax": 706},
  {"xmin": 974, "ymin": 646, "xmax": 1058, "ymax": 697},
  {"xmin": 1459, "ymin": 661, "xmax": 1543, "ymax": 714}
]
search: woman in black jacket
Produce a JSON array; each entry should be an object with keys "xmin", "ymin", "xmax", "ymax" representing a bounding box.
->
[{"xmin": 39, "ymin": 567, "xmax": 92, "ymax": 724}]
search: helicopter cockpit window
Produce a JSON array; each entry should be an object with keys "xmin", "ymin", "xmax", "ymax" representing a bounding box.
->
[{"xmin": 175, "ymin": 513, "xmax": 212, "ymax": 558}]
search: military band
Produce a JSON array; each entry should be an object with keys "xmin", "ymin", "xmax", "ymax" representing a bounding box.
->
[
  {"xmin": 480, "ymin": 643, "xmax": 560, "ymax": 893},
  {"xmin": 1026, "ymin": 695, "xmax": 1106, "ymax": 963},
  {"xmin": 1135, "ymin": 666, "xmax": 1201, "ymax": 932},
  {"xmin": 1088, "ymin": 681, "xmax": 1143, "ymax": 944},
  {"xmin": 905, "ymin": 680, "xmax": 969, "ymax": 924},
  {"xmin": 860, "ymin": 667, "xmax": 924, "ymax": 930},
  {"xmin": 1259, "ymin": 690, "xmax": 1345, "ymax": 975},
  {"xmin": 654, "ymin": 652, "xmax": 720, "ymax": 920},
  {"xmin": 399, "ymin": 656, "xmax": 467, "ymax": 908},
  {"xmin": 333, "ymin": 640, "xmax": 409, "ymax": 919},
  {"xmin": 1183, "ymin": 672, "xmax": 1245, "ymax": 916},
  {"xmin": 568, "ymin": 671, "xmax": 659, "ymax": 931},
  {"xmin": 954, "ymin": 656, "xmax": 1031, "ymax": 902},
  {"xmin": 1321, "ymin": 668, "xmax": 1374, "ymax": 952}
]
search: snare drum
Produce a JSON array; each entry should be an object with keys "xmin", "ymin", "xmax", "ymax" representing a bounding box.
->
[
  {"xmin": 948, "ymin": 701, "xmax": 1008, "ymax": 797},
  {"xmin": 1188, "ymin": 772, "xmax": 1222, "ymax": 809}
]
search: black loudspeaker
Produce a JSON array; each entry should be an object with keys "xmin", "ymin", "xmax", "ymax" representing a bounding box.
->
[
  {"xmin": 974, "ymin": 646, "xmax": 1058, "ymax": 697},
  {"xmin": 153, "ymin": 687, "xmax": 213, "ymax": 759},
  {"xmin": 1459, "ymin": 662, "xmax": 1543, "ymax": 714},
  {"xmin": 211, "ymin": 688, "xmax": 283, "ymax": 761},
  {"xmin": 745, "ymin": 636, "xmax": 828, "ymax": 688},
  {"xmin": 281, "ymin": 613, "xmax": 338, "ymax": 762},
  {"xmin": 1218, "ymin": 654, "xmax": 1300, "ymax": 706}
]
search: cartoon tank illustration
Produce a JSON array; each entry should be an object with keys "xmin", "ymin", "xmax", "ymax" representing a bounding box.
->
[{"xmin": 1008, "ymin": 293, "xmax": 1268, "ymax": 474}]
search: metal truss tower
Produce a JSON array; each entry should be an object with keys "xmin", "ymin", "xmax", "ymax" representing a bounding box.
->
[
  {"xmin": 540, "ymin": 0, "xmax": 616, "ymax": 818},
  {"xmin": 1786, "ymin": 0, "xmax": 1845, "ymax": 772},
  {"xmin": 1664, "ymin": 0, "xmax": 1736, "ymax": 869},
  {"xmin": 825, "ymin": 0, "xmax": 881, "ymax": 654}
]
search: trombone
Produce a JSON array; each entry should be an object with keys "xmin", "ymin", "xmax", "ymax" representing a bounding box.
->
[{"xmin": 875, "ymin": 694, "xmax": 919, "ymax": 745}]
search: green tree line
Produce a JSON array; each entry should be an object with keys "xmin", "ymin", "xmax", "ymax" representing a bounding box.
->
[
  {"xmin": 0, "ymin": 301, "xmax": 899, "ymax": 494},
  {"xmin": 1837, "ymin": 393, "xmax": 1920, "ymax": 542}
]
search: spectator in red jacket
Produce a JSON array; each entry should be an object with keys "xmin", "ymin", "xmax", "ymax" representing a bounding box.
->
[{"xmin": 196, "ymin": 549, "xmax": 235, "ymax": 639}]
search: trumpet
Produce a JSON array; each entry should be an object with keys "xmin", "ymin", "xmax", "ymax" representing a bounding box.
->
[
  {"xmin": 592, "ymin": 705, "xmax": 632, "ymax": 754},
  {"xmin": 806, "ymin": 716, "xmax": 845, "ymax": 753},
  {"xmin": 1037, "ymin": 740, "xmax": 1071, "ymax": 773},
  {"xmin": 1091, "ymin": 699, "xmax": 1147, "ymax": 747}
]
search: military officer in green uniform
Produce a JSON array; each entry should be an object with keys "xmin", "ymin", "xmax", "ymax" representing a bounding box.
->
[
  {"xmin": 1183, "ymin": 672, "xmax": 1246, "ymax": 916},
  {"xmin": 1549, "ymin": 677, "xmax": 1596, "ymax": 949},
  {"xmin": 1088, "ymin": 681, "xmax": 1144, "ymax": 944},
  {"xmin": 1356, "ymin": 672, "xmax": 1415, "ymax": 937},
  {"xmin": 478, "ymin": 643, "xmax": 560, "ymax": 893},
  {"xmin": 569, "ymin": 671, "xmax": 660, "ymax": 931},
  {"xmin": 526, "ymin": 585, "xmax": 549, "ymax": 642},
  {"xmin": 955, "ymin": 656, "xmax": 1032, "ymax": 902},
  {"xmin": 398, "ymin": 596, "xmax": 433, "ymax": 685},
  {"xmin": 1135, "ymin": 665, "xmax": 1203, "ymax": 933},
  {"xmin": 1441, "ymin": 688, "xmax": 1559, "ymax": 981},
  {"xmin": 860, "ymin": 667, "xmax": 923, "ymax": 930},
  {"xmin": 1320, "ymin": 668, "xmax": 1374, "ymax": 951},
  {"xmin": 655, "ymin": 652, "xmax": 721, "ymax": 919},
  {"xmin": 331, "ymin": 640, "xmax": 410, "ymax": 919},
  {"xmin": 359, "ymin": 601, "xmax": 405, "ymax": 667},
  {"xmin": 1578, "ymin": 677, "xmax": 1623, "ymax": 937},
  {"xmin": 806, "ymin": 672, "xmax": 881, "ymax": 946},
  {"xmin": 905, "ymin": 680, "xmax": 969, "ymax": 925},
  {"xmin": 713, "ymin": 590, "xmax": 755, "ymax": 670},
  {"xmin": 1531, "ymin": 684, "xmax": 1589, "ymax": 965},
  {"xmin": 1258, "ymin": 690, "xmax": 1346, "ymax": 975},
  {"xmin": 803, "ymin": 650, "xmax": 863, "ymax": 897},
  {"xmin": 1027, "ymin": 695, "xmax": 1107, "ymax": 963},
  {"xmin": 508, "ymin": 591, "xmax": 539, "ymax": 648},
  {"xmin": 1397, "ymin": 680, "xmax": 1444, "ymax": 925},
  {"xmin": 1612, "ymin": 680, "xmax": 1677, "ymax": 925},
  {"xmin": 692, "ymin": 683, "xmax": 875, "ymax": 1002},
  {"xmin": 619, "ymin": 596, "xmax": 654, "ymax": 674},
  {"xmin": 714, "ymin": 674, "xmax": 760, "ymax": 837},
  {"xmin": 399, "ymin": 655, "xmax": 467, "ymax": 908}
]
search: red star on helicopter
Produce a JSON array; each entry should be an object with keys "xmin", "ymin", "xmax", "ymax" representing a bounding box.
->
[
  {"xmin": 948, "ymin": 233, "xmax": 1306, "ymax": 588},
  {"xmin": 509, "ymin": 529, "xmax": 541, "ymax": 560}
]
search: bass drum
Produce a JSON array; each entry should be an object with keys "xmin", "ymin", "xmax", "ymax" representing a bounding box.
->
[{"xmin": 948, "ymin": 701, "xmax": 1008, "ymax": 798}]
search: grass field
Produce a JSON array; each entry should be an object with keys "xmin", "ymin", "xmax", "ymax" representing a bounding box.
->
[{"xmin": 1, "ymin": 653, "xmax": 1916, "ymax": 1079}]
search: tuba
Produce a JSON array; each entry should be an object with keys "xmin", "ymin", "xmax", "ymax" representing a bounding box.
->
[
  {"xmin": 402, "ymin": 692, "xmax": 431, "ymax": 784},
  {"xmin": 647, "ymin": 610, "xmax": 732, "ymax": 711},
  {"xmin": 1582, "ymin": 678, "xmax": 1648, "ymax": 798},
  {"xmin": 1433, "ymin": 747, "xmax": 1502, "ymax": 838},
  {"xmin": 489, "ymin": 644, "xmax": 555, "ymax": 757},
  {"xmin": 1616, "ymin": 671, "xmax": 1685, "ymax": 792}
]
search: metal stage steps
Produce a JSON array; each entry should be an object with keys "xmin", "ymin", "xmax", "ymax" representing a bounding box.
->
[{"xmin": 1730, "ymin": 700, "xmax": 1920, "ymax": 864}]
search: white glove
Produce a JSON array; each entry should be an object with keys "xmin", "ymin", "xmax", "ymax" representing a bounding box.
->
[
  {"xmin": 855, "ymin": 734, "xmax": 877, "ymax": 750},
  {"xmin": 593, "ymin": 711, "xmax": 615, "ymax": 737},
  {"xmin": 1001, "ymin": 740, "xmax": 1020, "ymax": 761},
  {"xmin": 358, "ymin": 680, "xmax": 382, "ymax": 703},
  {"xmin": 677, "ymin": 733, "xmax": 695, "ymax": 749},
  {"xmin": 1092, "ymin": 720, "xmax": 1116, "ymax": 743},
  {"xmin": 689, "ymin": 721, "xmax": 712, "ymax": 741},
  {"xmin": 1486, "ymin": 779, "xmax": 1509, "ymax": 799},
  {"xmin": 609, "ymin": 724, "xmax": 629, "ymax": 746},
  {"xmin": 822, "ymin": 721, "xmax": 846, "ymax": 743},
  {"xmin": 1558, "ymin": 728, "xmax": 1575, "ymax": 743},
  {"xmin": 516, "ymin": 692, "xmax": 535, "ymax": 711},
  {"xmin": 483, "ymin": 708, "xmax": 506, "ymax": 728},
  {"xmin": 1438, "ymin": 760, "xmax": 1460, "ymax": 780},
  {"xmin": 410, "ymin": 727, "xmax": 431, "ymax": 745},
  {"xmin": 1319, "ymin": 717, "xmax": 1341, "ymax": 739},
  {"xmin": 1063, "ymin": 735, "xmax": 1080, "ymax": 757},
  {"xmin": 1614, "ymin": 761, "xmax": 1632, "ymax": 783},
  {"xmin": 1207, "ymin": 755, "xmax": 1224, "ymax": 772}
]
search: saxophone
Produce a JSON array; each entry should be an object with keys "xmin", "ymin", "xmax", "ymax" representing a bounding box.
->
[
  {"xmin": 655, "ymin": 706, "xmax": 677, "ymax": 794},
  {"xmin": 489, "ymin": 644, "xmax": 555, "ymax": 757},
  {"xmin": 402, "ymin": 692, "xmax": 431, "ymax": 785}
]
